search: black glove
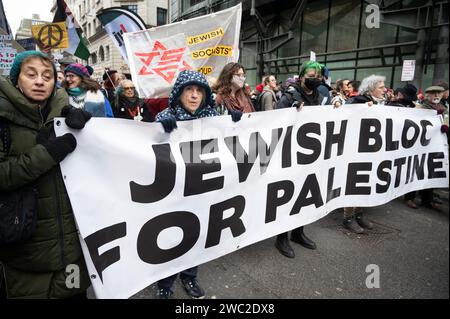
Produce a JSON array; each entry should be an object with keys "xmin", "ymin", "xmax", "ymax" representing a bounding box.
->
[
  {"xmin": 37, "ymin": 131, "xmax": 77, "ymax": 163},
  {"xmin": 159, "ymin": 115, "xmax": 177, "ymax": 133},
  {"xmin": 61, "ymin": 105, "xmax": 92, "ymax": 129},
  {"xmin": 230, "ymin": 110, "xmax": 243, "ymax": 122}
]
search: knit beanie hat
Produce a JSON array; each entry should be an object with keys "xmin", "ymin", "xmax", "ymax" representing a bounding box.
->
[
  {"xmin": 64, "ymin": 63, "xmax": 91, "ymax": 78},
  {"xmin": 9, "ymin": 50, "xmax": 49, "ymax": 86}
]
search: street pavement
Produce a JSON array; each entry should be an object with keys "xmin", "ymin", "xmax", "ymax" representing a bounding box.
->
[{"xmin": 91, "ymin": 189, "xmax": 449, "ymax": 299}]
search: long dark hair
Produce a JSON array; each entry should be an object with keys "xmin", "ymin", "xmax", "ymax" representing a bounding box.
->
[{"xmin": 212, "ymin": 62, "xmax": 247, "ymax": 97}]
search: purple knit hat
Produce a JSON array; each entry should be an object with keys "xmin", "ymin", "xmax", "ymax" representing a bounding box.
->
[{"xmin": 64, "ymin": 63, "xmax": 91, "ymax": 78}]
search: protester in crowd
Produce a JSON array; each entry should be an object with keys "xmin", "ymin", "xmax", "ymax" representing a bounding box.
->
[
  {"xmin": 154, "ymin": 70, "xmax": 241, "ymax": 299},
  {"xmin": 63, "ymin": 63, "xmax": 113, "ymax": 117},
  {"xmin": 274, "ymin": 60, "xmax": 324, "ymax": 258},
  {"xmin": 388, "ymin": 83, "xmax": 418, "ymax": 108},
  {"xmin": 331, "ymin": 78, "xmax": 350, "ymax": 108},
  {"xmin": 403, "ymin": 85, "xmax": 448, "ymax": 211},
  {"xmin": 433, "ymin": 80, "xmax": 449, "ymax": 109},
  {"xmin": 338, "ymin": 74, "xmax": 387, "ymax": 233},
  {"xmin": 346, "ymin": 74, "xmax": 387, "ymax": 106},
  {"xmin": 385, "ymin": 87, "xmax": 395, "ymax": 103},
  {"xmin": 101, "ymin": 69, "xmax": 120, "ymax": 108},
  {"xmin": 279, "ymin": 77, "xmax": 297, "ymax": 95},
  {"xmin": 0, "ymin": 50, "xmax": 91, "ymax": 298},
  {"xmin": 348, "ymin": 80, "xmax": 360, "ymax": 97},
  {"xmin": 250, "ymin": 82, "xmax": 264, "ymax": 111},
  {"xmin": 259, "ymin": 74, "xmax": 279, "ymax": 111},
  {"xmin": 317, "ymin": 66, "xmax": 332, "ymax": 104},
  {"xmin": 276, "ymin": 60, "xmax": 325, "ymax": 109},
  {"xmin": 114, "ymin": 80, "xmax": 153, "ymax": 121},
  {"xmin": 419, "ymin": 85, "xmax": 447, "ymax": 115},
  {"xmin": 56, "ymin": 70, "xmax": 65, "ymax": 89},
  {"xmin": 213, "ymin": 62, "xmax": 255, "ymax": 115}
]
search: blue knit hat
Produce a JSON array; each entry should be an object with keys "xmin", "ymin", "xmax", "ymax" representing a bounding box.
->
[{"xmin": 9, "ymin": 50, "xmax": 48, "ymax": 86}]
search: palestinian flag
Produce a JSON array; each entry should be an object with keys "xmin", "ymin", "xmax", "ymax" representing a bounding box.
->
[{"xmin": 53, "ymin": 0, "xmax": 90, "ymax": 60}]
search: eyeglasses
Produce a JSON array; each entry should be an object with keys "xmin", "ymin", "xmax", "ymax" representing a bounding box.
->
[{"xmin": 123, "ymin": 87, "xmax": 135, "ymax": 90}]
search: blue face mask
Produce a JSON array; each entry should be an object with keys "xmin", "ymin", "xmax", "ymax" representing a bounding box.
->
[{"xmin": 67, "ymin": 87, "xmax": 83, "ymax": 96}]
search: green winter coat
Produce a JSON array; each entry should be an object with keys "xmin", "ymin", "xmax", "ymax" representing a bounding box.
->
[{"xmin": 0, "ymin": 77, "xmax": 90, "ymax": 299}]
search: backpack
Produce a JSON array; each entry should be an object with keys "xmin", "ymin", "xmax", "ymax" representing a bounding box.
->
[
  {"xmin": 0, "ymin": 118, "xmax": 38, "ymax": 246},
  {"xmin": 275, "ymin": 89, "xmax": 297, "ymax": 109},
  {"xmin": 254, "ymin": 91, "xmax": 270, "ymax": 112}
]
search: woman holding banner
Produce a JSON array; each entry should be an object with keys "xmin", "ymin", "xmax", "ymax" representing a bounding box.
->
[
  {"xmin": 213, "ymin": 62, "xmax": 255, "ymax": 115},
  {"xmin": 0, "ymin": 51, "xmax": 91, "ymax": 298},
  {"xmin": 342, "ymin": 74, "xmax": 387, "ymax": 233},
  {"xmin": 154, "ymin": 70, "xmax": 241, "ymax": 299},
  {"xmin": 114, "ymin": 80, "xmax": 153, "ymax": 121},
  {"xmin": 63, "ymin": 63, "xmax": 114, "ymax": 118}
]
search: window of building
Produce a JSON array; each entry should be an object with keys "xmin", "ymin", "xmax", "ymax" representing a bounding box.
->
[
  {"xmin": 106, "ymin": 46, "xmax": 110, "ymax": 61},
  {"xmin": 157, "ymin": 7, "xmax": 167, "ymax": 26},
  {"xmin": 182, "ymin": 0, "xmax": 204, "ymax": 11},
  {"xmin": 88, "ymin": 23, "xmax": 91, "ymax": 37},
  {"xmin": 121, "ymin": 5, "xmax": 138, "ymax": 14},
  {"xmin": 91, "ymin": 53, "xmax": 97, "ymax": 64},
  {"xmin": 99, "ymin": 46, "xmax": 105, "ymax": 62}
]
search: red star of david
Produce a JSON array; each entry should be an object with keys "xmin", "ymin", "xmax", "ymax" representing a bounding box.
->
[{"xmin": 134, "ymin": 41, "xmax": 193, "ymax": 84}]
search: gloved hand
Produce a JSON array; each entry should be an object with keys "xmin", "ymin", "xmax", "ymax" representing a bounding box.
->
[
  {"xmin": 230, "ymin": 110, "xmax": 243, "ymax": 122},
  {"xmin": 159, "ymin": 115, "xmax": 177, "ymax": 133},
  {"xmin": 292, "ymin": 101, "xmax": 304, "ymax": 110},
  {"xmin": 37, "ymin": 130, "xmax": 77, "ymax": 163},
  {"xmin": 441, "ymin": 124, "xmax": 449, "ymax": 135},
  {"xmin": 61, "ymin": 105, "xmax": 92, "ymax": 129}
]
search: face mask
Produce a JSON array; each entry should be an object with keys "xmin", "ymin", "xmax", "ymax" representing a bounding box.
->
[
  {"xmin": 304, "ymin": 78, "xmax": 322, "ymax": 90},
  {"xmin": 232, "ymin": 75, "xmax": 245, "ymax": 88},
  {"xmin": 432, "ymin": 97, "xmax": 441, "ymax": 104}
]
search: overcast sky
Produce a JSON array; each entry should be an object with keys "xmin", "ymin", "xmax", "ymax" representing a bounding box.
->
[{"xmin": 3, "ymin": 0, "xmax": 54, "ymax": 36}]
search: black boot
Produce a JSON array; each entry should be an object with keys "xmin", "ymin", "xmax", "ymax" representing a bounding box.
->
[
  {"xmin": 355, "ymin": 212, "xmax": 373, "ymax": 229},
  {"xmin": 343, "ymin": 216, "xmax": 365, "ymax": 234},
  {"xmin": 291, "ymin": 226, "xmax": 317, "ymax": 250},
  {"xmin": 275, "ymin": 233, "xmax": 295, "ymax": 258}
]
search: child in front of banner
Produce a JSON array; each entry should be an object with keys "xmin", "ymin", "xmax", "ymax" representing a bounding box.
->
[{"xmin": 154, "ymin": 70, "xmax": 242, "ymax": 299}]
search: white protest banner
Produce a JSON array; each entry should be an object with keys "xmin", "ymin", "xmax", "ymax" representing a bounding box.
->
[
  {"xmin": 123, "ymin": 4, "xmax": 241, "ymax": 98},
  {"xmin": 401, "ymin": 60, "xmax": 416, "ymax": 81},
  {"xmin": 55, "ymin": 105, "xmax": 449, "ymax": 299}
]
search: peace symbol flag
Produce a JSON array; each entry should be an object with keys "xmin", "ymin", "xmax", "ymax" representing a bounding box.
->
[{"xmin": 31, "ymin": 22, "xmax": 68, "ymax": 49}]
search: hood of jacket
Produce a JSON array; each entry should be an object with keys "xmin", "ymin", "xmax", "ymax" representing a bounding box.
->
[{"xmin": 168, "ymin": 70, "xmax": 214, "ymax": 109}]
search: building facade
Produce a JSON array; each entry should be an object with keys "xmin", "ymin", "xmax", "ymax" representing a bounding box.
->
[
  {"xmin": 52, "ymin": 0, "xmax": 169, "ymax": 81},
  {"xmin": 15, "ymin": 14, "xmax": 50, "ymax": 41},
  {"xmin": 170, "ymin": 0, "xmax": 449, "ymax": 90}
]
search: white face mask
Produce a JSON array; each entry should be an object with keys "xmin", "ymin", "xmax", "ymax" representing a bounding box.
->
[
  {"xmin": 432, "ymin": 97, "xmax": 441, "ymax": 104},
  {"xmin": 232, "ymin": 75, "xmax": 245, "ymax": 88}
]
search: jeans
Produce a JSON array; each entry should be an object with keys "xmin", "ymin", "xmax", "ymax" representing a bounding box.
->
[{"xmin": 157, "ymin": 266, "xmax": 198, "ymax": 290}]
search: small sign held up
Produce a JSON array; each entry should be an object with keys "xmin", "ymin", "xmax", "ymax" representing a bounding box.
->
[
  {"xmin": 310, "ymin": 51, "xmax": 316, "ymax": 62},
  {"xmin": 31, "ymin": 22, "xmax": 68, "ymax": 49},
  {"xmin": 401, "ymin": 60, "xmax": 415, "ymax": 81}
]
